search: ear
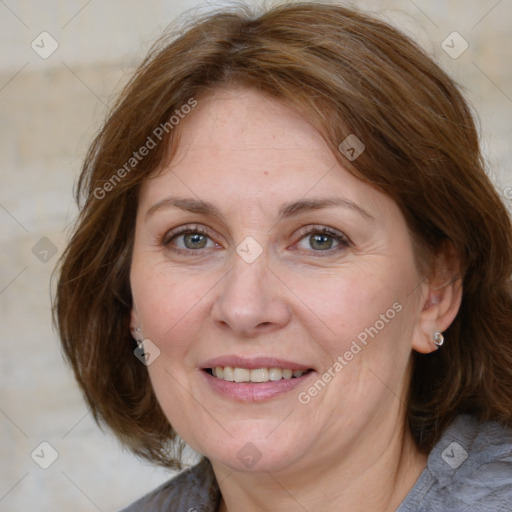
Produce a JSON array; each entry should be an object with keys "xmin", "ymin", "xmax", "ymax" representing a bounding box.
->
[{"xmin": 412, "ymin": 242, "xmax": 463, "ymax": 354}]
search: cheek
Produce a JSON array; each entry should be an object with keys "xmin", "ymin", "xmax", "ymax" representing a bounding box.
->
[
  {"xmin": 298, "ymin": 266, "xmax": 409, "ymax": 340},
  {"xmin": 144, "ymin": 362, "xmax": 204, "ymax": 453},
  {"xmin": 295, "ymin": 263, "xmax": 420, "ymax": 384},
  {"xmin": 131, "ymin": 261, "xmax": 218, "ymax": 353}
]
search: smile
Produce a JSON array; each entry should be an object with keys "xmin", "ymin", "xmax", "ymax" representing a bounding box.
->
[{"xmin": 206, "ymin": 367, "xmax": 311, "ymax": 383}]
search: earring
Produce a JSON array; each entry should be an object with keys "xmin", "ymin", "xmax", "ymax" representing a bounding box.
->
[
  {"xmin": 433, "ymin": 332, "xmax": 444, "ymax": 347},
  {"xmin": 131, "ymin": 327, "xmax": 142, "ymax": 341}
]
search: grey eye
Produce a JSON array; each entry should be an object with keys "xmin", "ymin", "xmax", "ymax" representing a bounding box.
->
[
  {"xmin": 181, "ymin": 233, "xmax": 209, "ymax": 249},
  {"xmin": 308, "ymin": 233, "xmax": 334, "ymax": 250}
]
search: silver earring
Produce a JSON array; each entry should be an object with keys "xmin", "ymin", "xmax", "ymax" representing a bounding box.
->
[
  {"xmin": 131, "ymin": 327, "xmax": 142, "ymax": 341},
  {"xmin": 433, "ymin": 332, "xmax": 444, "ymax": 347}
]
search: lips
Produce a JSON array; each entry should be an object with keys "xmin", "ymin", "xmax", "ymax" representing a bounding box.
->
[{"xmin": 200, "ymin": 356, "xmax": 315, "ymax": 401}]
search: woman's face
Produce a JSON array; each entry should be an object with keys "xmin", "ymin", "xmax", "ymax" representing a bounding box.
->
[{"xmin": 130, "ymin": 86, "xmax": 427, "ymax": 474}]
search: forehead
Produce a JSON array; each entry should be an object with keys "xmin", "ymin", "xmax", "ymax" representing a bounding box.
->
[
  {"xmin": 181, "ymin": 87, "xmax": 321, "ymax": 148},
  {"xmin": 139, "ymin": 86, "xmax": 385, "ymax": 219}
]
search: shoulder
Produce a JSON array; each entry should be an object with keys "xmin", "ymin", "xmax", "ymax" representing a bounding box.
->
[
  {"xmin": 402, "ymin": 415, "xmax": 512, "ymax": 511},
  {"xmin": 118, "ymin": 458, "xmax": 220, "ymax": 512}
]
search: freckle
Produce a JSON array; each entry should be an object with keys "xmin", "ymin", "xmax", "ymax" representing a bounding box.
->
[{"xmin": 263, "ymin": 171, "xmax": 269, "ymax": 175}]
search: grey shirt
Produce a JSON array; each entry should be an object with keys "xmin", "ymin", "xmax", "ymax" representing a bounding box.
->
[{"xmin": 120, "ymin": 414, "xmax": 512, "ymax": 511}]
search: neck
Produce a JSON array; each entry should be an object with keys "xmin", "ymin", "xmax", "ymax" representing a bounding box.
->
[{"xmin": 213, "ymin": 420, "xmax": 427, "ymax": 512}]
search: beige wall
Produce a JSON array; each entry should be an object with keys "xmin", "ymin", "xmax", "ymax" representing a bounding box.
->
[{"xmin": 1, "ymin": 1, "xmax": 510, "ymax": 510}]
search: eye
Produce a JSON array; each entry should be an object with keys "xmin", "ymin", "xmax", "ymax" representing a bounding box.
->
[
  {"xmin": 294, "ymin": 226, "xmax": 350, "ymax": 253},
  {"xmin": 162, "ymin": 225, "xmax": 220, "ymax": 254},
  {"xmin": 161, "ymin": 224, "xmax": 350, "ymax": 256}
]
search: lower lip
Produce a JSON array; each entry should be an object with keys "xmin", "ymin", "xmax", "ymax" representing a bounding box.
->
[{"xmin": 202, "ymin": 370, "xmax": 315, "ymax": 402}]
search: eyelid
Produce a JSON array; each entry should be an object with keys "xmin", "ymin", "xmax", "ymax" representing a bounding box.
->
[{"xmin": 292, "ymin": 224, "xmax": 351, "ymax": 246}]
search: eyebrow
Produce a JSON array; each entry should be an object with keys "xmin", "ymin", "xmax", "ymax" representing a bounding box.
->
[{"xmin": 145, "ymin": 196, "xmax": 374, "ymax": 222}]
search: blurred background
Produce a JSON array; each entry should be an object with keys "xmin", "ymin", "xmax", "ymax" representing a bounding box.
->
[{"xmin": 1, "ymin": 0, "xmax": 511, "ymax": 510}]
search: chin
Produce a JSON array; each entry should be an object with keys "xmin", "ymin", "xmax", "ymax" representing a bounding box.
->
[{"xmin": 201, "ymin": 431, "xmax": 308, "ymax": 474}]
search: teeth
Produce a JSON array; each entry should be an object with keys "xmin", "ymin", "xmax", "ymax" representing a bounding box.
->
[
  {"xmin": 234, "ymin": 368, "xmax": 250, "ymax": 382},
  {"xmin": 250, "ymin": 368, "xmax": 269, "ymax": 382},
  {"xmin": 268, "ymin": 368, "xmax": 284, "ymax": 381},
  {"xmin": 210, "ymin": 367, "xmax": 306, "ymax": 383},
  {"xmin": 223, "ymin": 366, "xmax": 234, "ymax": 381}
]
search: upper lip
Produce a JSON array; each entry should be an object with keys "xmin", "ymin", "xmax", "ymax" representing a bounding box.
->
[{"xmin": 201, "ymin": 356, "xmax": 314, "ymax": 372}]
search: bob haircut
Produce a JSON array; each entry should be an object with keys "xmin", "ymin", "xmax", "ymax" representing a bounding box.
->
[{"xmin": 54, "ymin": 1, "xmax": 512, "ymax": 469}]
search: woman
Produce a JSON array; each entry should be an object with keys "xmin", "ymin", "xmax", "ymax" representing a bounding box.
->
[{"xmin": 54, "ymin": 2, "xmax": 512, "ymax": 511}]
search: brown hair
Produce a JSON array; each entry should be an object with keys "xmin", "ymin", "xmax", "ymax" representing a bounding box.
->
[{"xmin": 54, "ymin": 1, "xmax": 512, "ymax": 468}]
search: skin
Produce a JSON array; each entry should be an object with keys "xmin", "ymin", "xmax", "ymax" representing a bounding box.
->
[{"xmin": 130, "ymin": 86, "xmax": 462, "ymax": 512}]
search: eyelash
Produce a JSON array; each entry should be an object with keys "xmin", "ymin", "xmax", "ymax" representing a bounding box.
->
[{"xmin": 161, "ymin": 224, "xmax": 351, "ymax": 257}]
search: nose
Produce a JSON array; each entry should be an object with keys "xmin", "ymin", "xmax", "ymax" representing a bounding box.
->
[{"xmin": 211, "ymin": 251, "xmax": 292, "ymax": 338}]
